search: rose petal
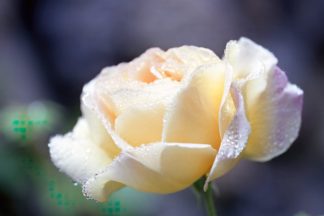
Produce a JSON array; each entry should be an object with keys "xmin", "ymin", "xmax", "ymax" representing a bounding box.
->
[
  {"xmin": 224, "ymin": 37, "xmax": 278, "ymax": 81},
  {"xmin": 159, "ymin": 46, "xmax": 220, "ymax": 80},
  {"xmin": 83, "ymin": 142, "xmax": 216, "ymax": 201},
  {"xmin": 224, "ymin": 38, "xmax": 303, "ymax": 161},
  {"xmin": 109, "ymin": 78, "xmax": 179, "ymax": 146},
  {"xmin": 166, "ymin": 46, "xmax": 219, "ymax": 66},
  {"xmin": 82, "ymin": 81, "xmax": 126, "ymax": 154},
  {"xmin": 122, "ymin": 48, "xmax": 166, "ymax": 83},
  {"xmin": 162, "ymin": 63, "xmax": 229, "ymax": 149},
  {"xmin": 115, "ymin": 104, "xmax": 165, "ymax": 146},
  {"xmin": 48, "ymin": 118, "xmax": 112, "ymax": 183},
  {"xmin": 242, "ymin": 67, "xmax": 303, "ymax": 161},
  {"xmin": 205, "ymin": 84, "xmax": 250, "ymax": 189},
  {"xmin": 102, "ymin": 46, "xmax": 219, "ymax": 83}
]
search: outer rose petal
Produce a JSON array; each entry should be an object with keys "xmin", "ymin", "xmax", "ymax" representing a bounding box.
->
[
  {"xmin": 242, "ymin": 67, "xmax": 303, "ymax": 161},
  {"xmin": 205, "ymin": 84, "xmax": 250, "ymax": 189},
  {"xmin": 49, "ymin": 118, "xmax": 112, "ymax": 183},
  {"xmin": 82, "ymin": 81, "xmax": 124, "ymax": 156},
  {"xmin": 225, "ymin": 37, "xmax": 278, "ymax": 81},
  {"xmin": 225, "ymin": 37, "xmax": 303, "ymax": 161},
  {"xmin": 83, "ymin": 142, "xmax": 216, "ymax": 202},
  {"xmin": 162, "ymin": 63, "xmax": 229, "ymax": 149},
  {"xmin": 82, "ymin": 78, "xmax": 133, "ymax": 151}
]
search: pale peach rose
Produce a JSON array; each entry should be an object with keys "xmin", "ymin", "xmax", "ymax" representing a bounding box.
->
[{"xmin": 49, "ymin": 38, "xmax": 303, "ymax": 201}]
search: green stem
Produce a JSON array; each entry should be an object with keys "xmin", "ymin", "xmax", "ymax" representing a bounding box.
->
[
  {"xmin": 203, "ymin": 183, "xmax": 217, "ymax": 216},
  {"xmin": 193, "ymin": 177, "xmax": 217, "ymax": 216}
]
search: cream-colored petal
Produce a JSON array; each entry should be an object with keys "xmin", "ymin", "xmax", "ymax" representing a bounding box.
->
[
  {"xmin": 83, "ymin": 77, "xmax": 177, "ymax": 152},
  {"xmin": 115, "ymin": 104, "xmax": 164, "ymax": 146},
  {"xmin": 224, "ymin": 38, "xmax": 303, "ymax": 161},
  {"xmin": 99, "ymin": 48, "xmax": 166, "ymax": 83},
  {"xmin": 81, "ymin": 100, "xmax": 121, "ymax": 158},
  {"xmin": 48, "ymin": 118, "xmax": 112, "ymax": 184},
  {"xmin": 166, "ymin": 46, "xmax": 219, "ymax": 65},
  {"xmin": 159, "ymin": 46, "xmax": 220, "ymax": 80},
  {"xmin": 105, "ymin": 78, "xmax": 179, "ymax": 117},
  {"xmin": 205, "ymin": 84, "xmax": 250, "ymax": 188},
  {"xmin": 225, "ymin": 37, "xmax": 278, "ymax": 81},
  {"xmin": 242, "ymin": 67, "xmax": 303, "ymax": 161},
  {"xmin": 82, "ymin": 77, "xmax": 137, "ymax": 152},
  {"xmin": 82, "ymin": 81, "xmax": 125, "ymax": 155},
  {"xmin": 107, "ymin": 78, "xmax": 179, "ymax": 146},
  {"xmin": 162, "ymin": 63, "xmax": 228, "ymax": 149},
  {"xmin": 123, "ymin": 48, "xmax": 166, "ymax": 82},
  {"xmin": 218, "ymin": 65, "xmax": 234, "ymax": 136},
  {"xmin": 83, "ymin": 142, "xmax": 216, "ymax": 202}
]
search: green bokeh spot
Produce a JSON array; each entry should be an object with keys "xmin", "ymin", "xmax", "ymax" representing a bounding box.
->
[
  {"xmin": 56, "ymin": 193, "xmax": 62, "ymax": 199},
  {"xmin": 12, "ymin": 120, "xmax": 19, "ymax": 125}
]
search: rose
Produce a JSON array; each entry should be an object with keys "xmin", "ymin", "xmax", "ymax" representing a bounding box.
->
[{"xmin": 49, "ymin": 38, "xmax": 303, "ymax": 202}]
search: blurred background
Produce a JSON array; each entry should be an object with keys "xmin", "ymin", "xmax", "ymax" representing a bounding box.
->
[{"xmin": 0, "ymin": 0, "xmax": 323, "ymax": 215}]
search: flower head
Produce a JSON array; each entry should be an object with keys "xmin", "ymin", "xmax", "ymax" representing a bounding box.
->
[{"xmin": 49, "ymin": 38, "xmax": 303, "ymax": 201}]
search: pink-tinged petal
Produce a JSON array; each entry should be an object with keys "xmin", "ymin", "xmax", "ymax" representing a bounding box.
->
[
  {"xmin": 48, "ymin": 118, "xmax": 112, "ymax": 184},
  {"xmin": 243, "ymin": 67, "xmax": 303, "ymax": 161},
  {"xmin": 83, "ymin": 142, "xmax": 216, "ymax": 202},
  {"xmin": 122, "ymin": 48, "xmax": 166, "ymax": 83},
  {"xmin": 205, "ymin": 84, "xmax": 250, "ymax": 189},
  {"xmin": 158, "ymin": 46, "xmax": 220, "ymax": 80}
]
